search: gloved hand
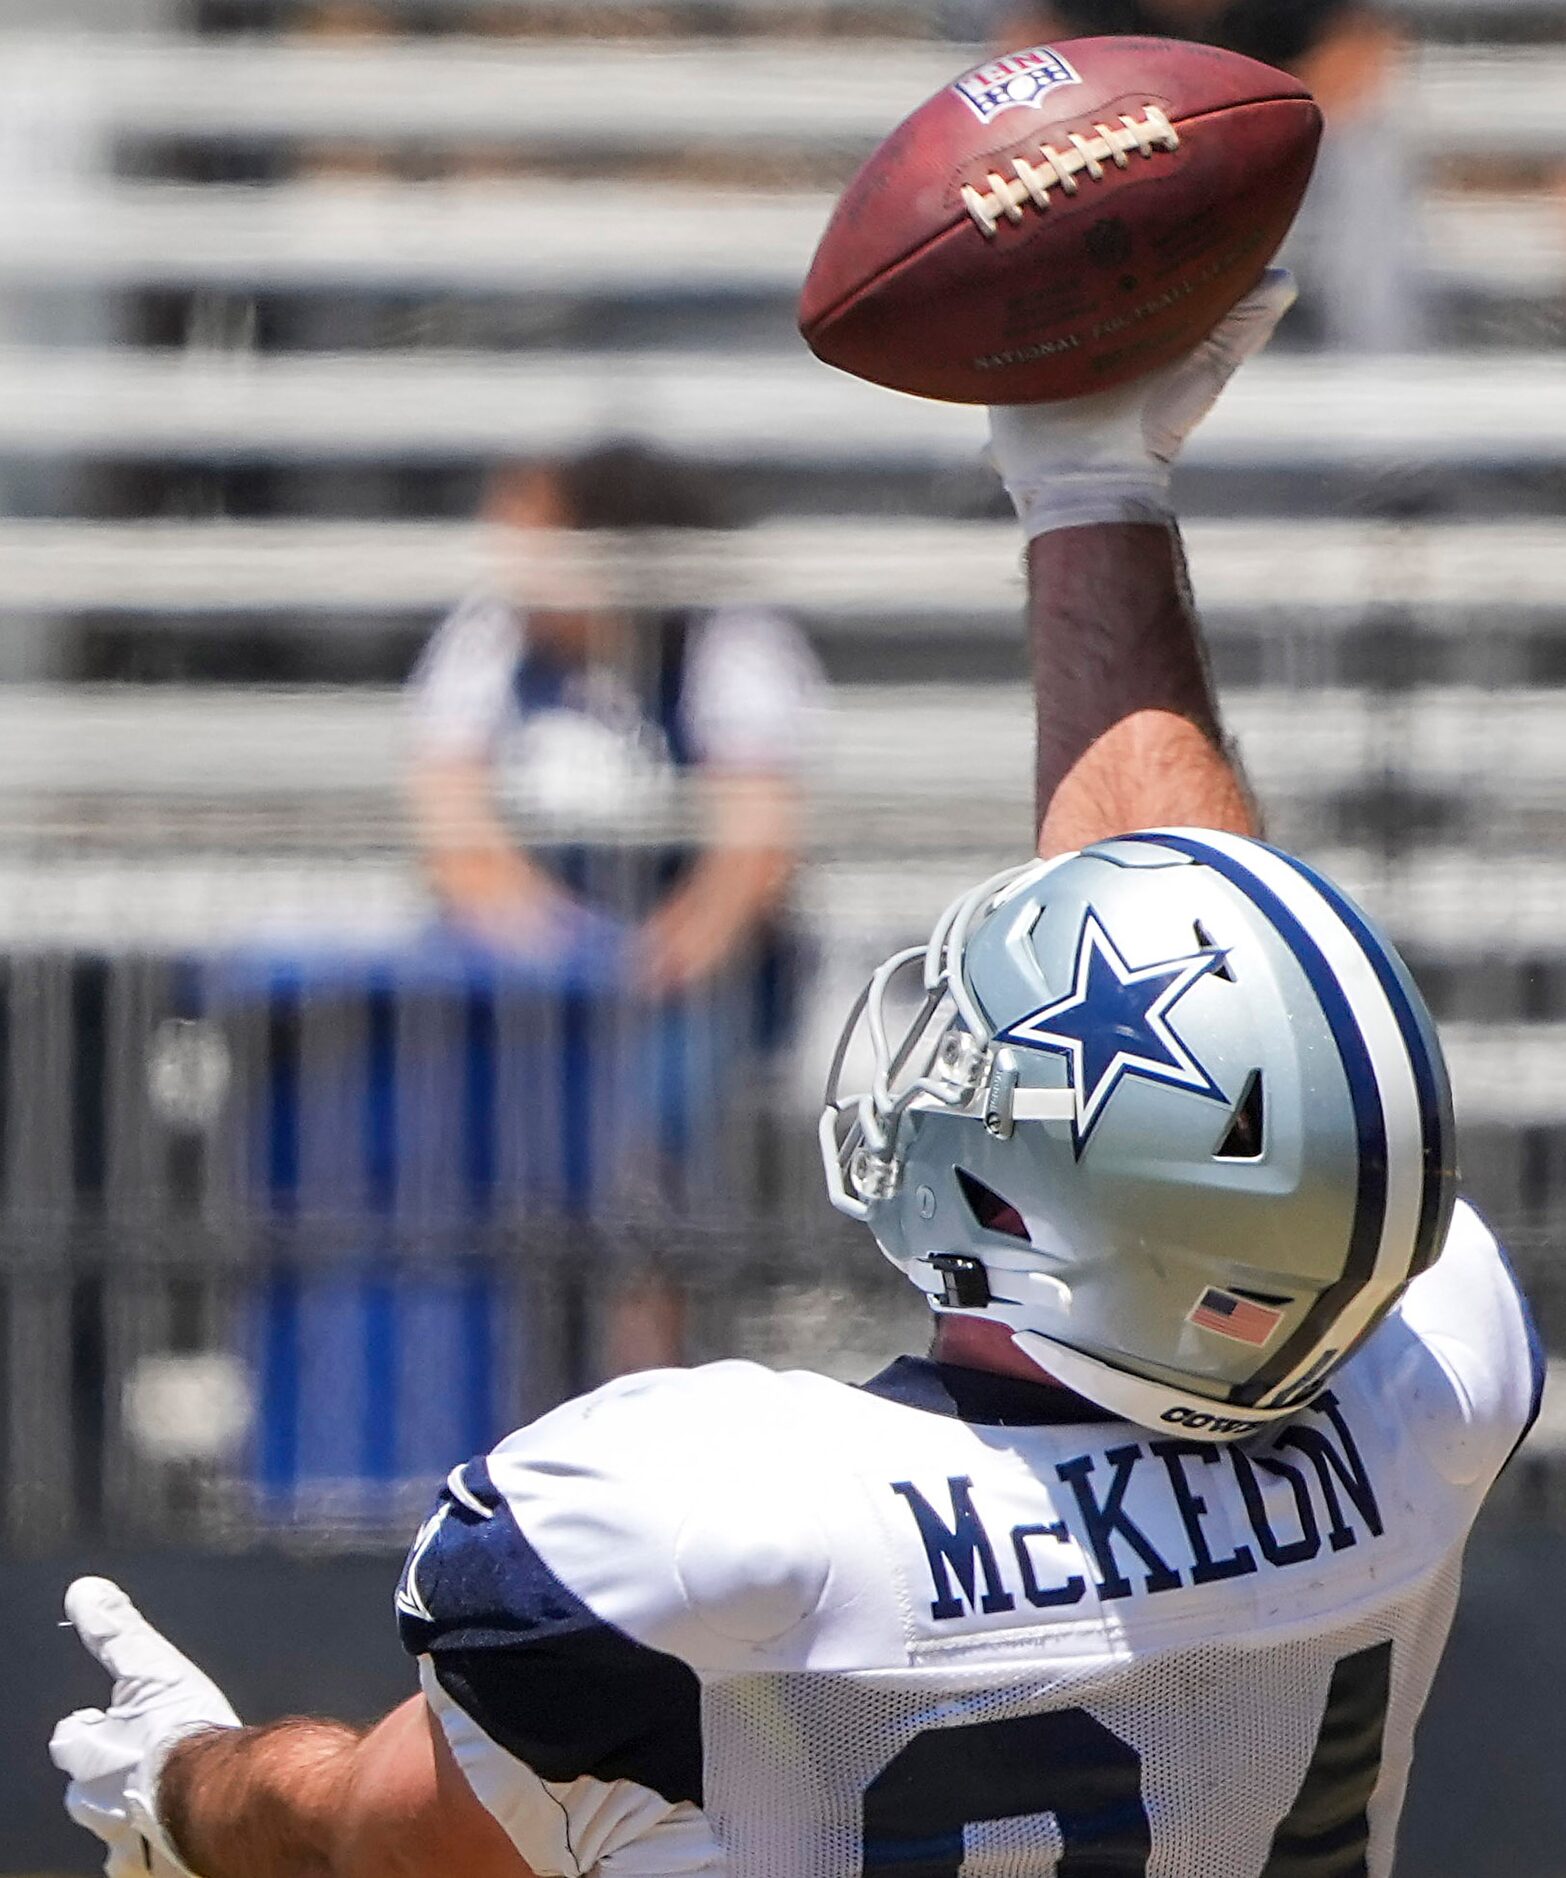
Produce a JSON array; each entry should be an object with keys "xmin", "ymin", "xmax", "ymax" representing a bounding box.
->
[
  {"xmin": 988, "ymin": 267, "xmax": 1297, "ymax": 539},
  {"xmin": 50, "ymin": 1576, "xmax": 240, "ymax": 1878}
]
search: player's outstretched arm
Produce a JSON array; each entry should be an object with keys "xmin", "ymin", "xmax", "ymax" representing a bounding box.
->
[
  {"xmin": 1025, "ymin": 523, "xmax": 1254, "ymax": 856},
  {"xmin": 989, "ymin": 270, "xmax": 1295, "ymax": 855},
  {"xmin": 159, "ymin": 1697, "xmax": 529, "ymax": 1878},
  {"xmin": 51, "ymin": 1578, "xmax": 528, "ymax": 1878}
]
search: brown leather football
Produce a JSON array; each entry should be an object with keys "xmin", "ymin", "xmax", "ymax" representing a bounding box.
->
[{"xmin": 799, "ymin": 37, "xmax": 1321, "ymax": 405}]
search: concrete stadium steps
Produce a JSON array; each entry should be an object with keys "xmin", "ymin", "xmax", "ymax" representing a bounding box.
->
[
  {"xmin": 1432, "ymin": 194, "xmax": 1566, "ymax": 300},
  {"xmin": 0, "ymin": 182, "xmax": 834, "ymax": 297},
  {"xmin": 0, "ymin": 347, "xmax": 1563, "ymax": 466},
  {"xmin": 0, "ymin": 182, "xmax": 1556, "ymax": 302},
  {"xmin": 810, "ymin": 847, "xmax": 1566, "ymax": 967},
  {"xmin": 0, "ymin": 517, "xmax": 1559, "ymax": 619},
  {"xmin": 2, "ymin": 680, "xmax": 1565, "ymax": 833},
  {"xmin": 9, "ymin": 34, "xmax": 1564, "ymax": 161},
  {"xmin": 823, "ymin": 685, "xmax": 1566, "ymax": 849},
  {"xmin": 0, "ymin": 842, "xmax": 1553, "ymax": 961}
]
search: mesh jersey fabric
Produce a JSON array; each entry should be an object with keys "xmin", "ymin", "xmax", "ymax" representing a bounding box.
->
[{"xmin": 399, "ymin": 1199, "xmax": 1539, "ymax": 1878}]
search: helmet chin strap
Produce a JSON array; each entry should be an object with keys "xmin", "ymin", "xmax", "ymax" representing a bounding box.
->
[{"xmin": 1010, "ymin": 1330, "xmax": 1304, "ymax": 1443}]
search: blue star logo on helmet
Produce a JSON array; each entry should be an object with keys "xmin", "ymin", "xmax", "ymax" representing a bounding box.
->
[{"xmin": 997, "ymin": 909, "xmax": 1228, "ymax": 1151}]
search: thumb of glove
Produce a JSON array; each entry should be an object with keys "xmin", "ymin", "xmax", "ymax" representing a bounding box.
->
[
  {"xmin": 50, "ymin": 1708, "xmax": 141, "ymax": 1783},
  {"xmin": 62, "ymin": 1577, "xmax": 239, "ymax": 1726}
]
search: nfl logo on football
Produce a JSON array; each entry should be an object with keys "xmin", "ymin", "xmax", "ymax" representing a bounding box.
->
[{"xmin": 953, "ymin": 47, "xmax": 1083, "ymax": 125}]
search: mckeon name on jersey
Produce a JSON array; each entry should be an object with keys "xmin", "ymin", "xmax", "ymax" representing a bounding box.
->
[{"xmin": 397, "ymin": 1200, "xmax": 1540, "ymax": 1878}]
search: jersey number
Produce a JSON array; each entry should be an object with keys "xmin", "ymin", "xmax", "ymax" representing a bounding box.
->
[{"xmin": 860, "ymin": 1640, "xmax": 1391, "ymax": 1878}]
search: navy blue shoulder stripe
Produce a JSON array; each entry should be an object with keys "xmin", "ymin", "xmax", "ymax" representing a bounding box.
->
[
  {"xmin": 398, "ymin": 1457, "xmax": 703, "ymax": 1805},
  {"xmin": 1118, "ymin": 832, "xmax": 1389, "ymax": 1404}
]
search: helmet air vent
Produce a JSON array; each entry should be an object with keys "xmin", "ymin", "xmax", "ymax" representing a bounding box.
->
[
  {"xmin": 1193, "ymin": 920, "xmax": 1234, "ymax": 980},
  {"xmin": 1214, "ymin": 1069, "xmax": 1264, "ymax": 1160},
  {"xmin": 955, "ymin": 1167, "xmax": 1030, "ymax": 1241}
]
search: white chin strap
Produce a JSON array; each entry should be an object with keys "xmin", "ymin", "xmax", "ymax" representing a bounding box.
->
[{"xmin": 1011, "ymin": 1330, "xmax": 1310, "ymax": 1444}]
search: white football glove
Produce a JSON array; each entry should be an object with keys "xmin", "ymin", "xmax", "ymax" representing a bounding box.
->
[
  {"xmin": 988, "ymin": 267, "xmax": 1298, "ymax": 539},
  {"xmin": 50, "ymin": 1576, "xmax": 240, "ymax": 1878}
]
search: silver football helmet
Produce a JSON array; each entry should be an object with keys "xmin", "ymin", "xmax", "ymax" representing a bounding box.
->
[{"xmin": 821, "ymin": 829, "xmax": 1455, "ymax": 1440}]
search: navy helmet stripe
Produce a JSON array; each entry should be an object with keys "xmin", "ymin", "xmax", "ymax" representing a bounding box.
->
[
  {"xmin": 1117, "ymin": 832, "xmax": 1389, "ymax": 1404},
  {"xmin": 1261, "ymin": 842, "xmax": 1453, "ymax": 1280}
]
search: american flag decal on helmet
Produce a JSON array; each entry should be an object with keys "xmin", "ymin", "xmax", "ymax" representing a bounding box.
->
[{"xmin": 1188, "ymin": 1287, "xmax": 1285, "ymax": 1347}]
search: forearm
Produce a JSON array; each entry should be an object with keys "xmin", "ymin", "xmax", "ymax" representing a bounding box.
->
[
  {"xmin": 990, "ymin": 270, "xmax": 1294, "ymax": 851},
  {"xmin": 639, "ymin": 838, "xmax": 796, "ymax": 994},
  {"xmin": 669, "ymin": 840, "xmax": 794, "ymax": 939},
  {"xmin": 1028, "ymin": 521, "xmax": 1258, "ymax": 855},
  {"xmin": 409, "ymin": 758, "xmax": 566, "ymax": 925},
  {"xmin": 424, "ymin": 840, "xmax": 557, "ymax": 920},
  {"xmin": 159, "ymin": 1697, "xmax": 529, "ymax": 1878},
  {"xmin": 637, "ymin": 767, "xmax": 803, "ymax": 991},
  {"xmin": 160, "ymin": 1719, "xmax": 361, "ymax": 1878}
]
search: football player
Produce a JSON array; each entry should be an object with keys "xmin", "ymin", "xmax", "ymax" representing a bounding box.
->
[{"xmin": 52, "ymin": 273, "xmax": 1542, "ymax": 1878}]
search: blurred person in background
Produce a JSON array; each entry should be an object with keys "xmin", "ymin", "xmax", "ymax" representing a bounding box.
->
[
  {"xmin": 408, "ymin": 442, "xmax": 825, "ymax": 1371},
  {"xmin": 987, "ymin": 0, "xmax": 1426, "ymax": 352}
]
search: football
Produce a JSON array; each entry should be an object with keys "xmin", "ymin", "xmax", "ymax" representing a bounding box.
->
[{"xmin": 798, "ymin": 37, "xmax": 1322, "ymax": 405}]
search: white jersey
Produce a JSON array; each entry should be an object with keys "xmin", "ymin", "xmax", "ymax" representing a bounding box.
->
[{"xmin": 397, "ymin": 1200, "xmax": 1540, "ymax": 1878}]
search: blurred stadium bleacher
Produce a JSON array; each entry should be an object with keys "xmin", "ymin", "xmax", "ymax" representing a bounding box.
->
[
  {"xmin": 5, "ymin": 0, "xmax": 1566, "ymax": 1864},
  {"xmin": 0, "ymin": 0, "xmax": 1563, "ymax": 1523}
]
